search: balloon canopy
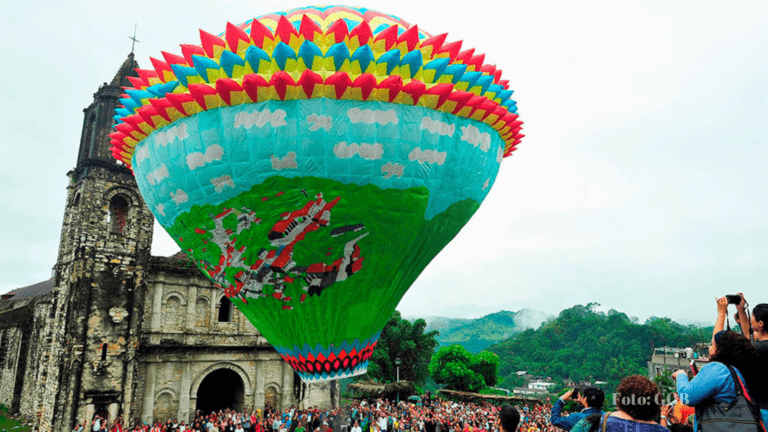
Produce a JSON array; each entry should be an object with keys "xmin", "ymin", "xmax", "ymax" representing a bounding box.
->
[{"xmin": 110, "ymin": 5, "xmax": 524, "ymax": 382}]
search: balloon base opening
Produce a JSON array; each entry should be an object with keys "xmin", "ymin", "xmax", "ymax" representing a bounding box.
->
[{"xmin": 277, "ymin": 335, "xmax": 379, "ymax": 383}]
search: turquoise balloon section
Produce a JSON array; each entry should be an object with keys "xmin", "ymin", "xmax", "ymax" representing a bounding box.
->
[{"xmin": 132, "ymin": 99, "xmax": 505, "ymax": 226}]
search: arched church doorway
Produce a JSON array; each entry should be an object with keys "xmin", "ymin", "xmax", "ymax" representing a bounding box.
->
[{"xmin": 195, "ymin": 368, "xmax": 245, "ymax": 414}]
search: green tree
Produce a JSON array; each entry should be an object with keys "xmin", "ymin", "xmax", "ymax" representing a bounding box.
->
[
  {"xmin": 471, "ymin": 351, "xmax": 500, "ymax": 387},
  {"xmin": 429, "ymin": 344, "xmax": 489, "ymax": 392},
  {"xmin": 365, "ymin": 311, "xmax": 439, "ymax": 385}
]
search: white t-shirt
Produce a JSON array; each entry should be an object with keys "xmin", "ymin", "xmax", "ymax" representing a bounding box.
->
[
  {"xmin": 352, "ymin": 427, "xmax": 362, "ymax": 432},
  {"xmin": 378, "ymin": 418, "xmax": 388, "ymax": 431}
]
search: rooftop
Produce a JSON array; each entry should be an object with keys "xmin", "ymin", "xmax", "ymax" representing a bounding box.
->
[{"xmin": 0, "ymin": 279, "xmax": 54, "ymax": 302}]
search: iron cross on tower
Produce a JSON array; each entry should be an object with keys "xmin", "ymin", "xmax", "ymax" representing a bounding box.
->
[{"xmin": 129, "ymin": 22, "xmax": 139, "ymax": 54}]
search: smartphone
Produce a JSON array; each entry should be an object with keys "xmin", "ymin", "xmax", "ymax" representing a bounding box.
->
[{"xmin": 572, "ymin": 388, "xmax": 579, "ymax": 398}]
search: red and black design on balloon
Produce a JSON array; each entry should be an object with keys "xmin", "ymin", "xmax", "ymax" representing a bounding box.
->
[{"xmin": 281, "ymin": 340, "xmax": 378, "ymax": 377}]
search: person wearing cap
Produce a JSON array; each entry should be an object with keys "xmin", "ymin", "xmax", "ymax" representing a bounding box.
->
[{"xmin": 550, "ymin": 386, "xmax": 605, "ymax": 431}]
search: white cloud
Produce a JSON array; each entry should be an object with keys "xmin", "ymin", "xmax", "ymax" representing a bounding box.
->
[
  {"xmin": 155, "ymin": 203, "xmax": 165, "ymax": 216},
  {"xmin": 408, "ymin": 148, "xmax": 447, "ymax": 165},
  {"xmin": 234, "ymin": 108, "xmax": 288, "ymax": 129},
  {"xmin": 170, "ymin": 189, "xmax": 189, "ymax": 205},
  {"xmin": 146, "ymin": 164, "xmax": 169, "ymax": 185},
  {"xmin": 461, "ymin": 125, "xmax": 491, "ymax": 152},
  {"xmin": 381, "ymin": 162, "xmax": 404, "ymax": 179},
  {"xmin": 483, "ymin": 178, "xmax": 490, "ymax": 190},
  {"xmin": 333, "ymin": 142, "xmax": 384, "ymax": 160},
  {"xmin": 496, "ymin": 146, "xmax": 504, "ymax": 164},
  {"xmin": 420, "ymin": 117, "xmax": 455, "ymax": 137},
  {"xmin": 154, "ymin": 123, "xmax": 189, "ymax": 147},
  {"xmin": 135, "ymin": 145, "xmax": 149, "ymax": 165},
  {"xmin": 347, "ymin": 107, "xmax": 398, "ymax": 125},
  {"xmin": 271, "ymin": 152, "xmax": 298, "ymax": 170},
  {"xmin": 211, "ymin": 175, "xmax": 234, "ymax": 193},
  {"xmin": 307, "ymin": 114, "xmax": 332, "ymax": 131},
  {"xmin": 187, "ymin": 144, "xmax": 224, "ymax": 170}
]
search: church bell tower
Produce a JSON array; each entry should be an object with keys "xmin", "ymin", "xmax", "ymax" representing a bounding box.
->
[{"xmin": 40, "ymin": 53, "xmax": 155, "ymax": 432}]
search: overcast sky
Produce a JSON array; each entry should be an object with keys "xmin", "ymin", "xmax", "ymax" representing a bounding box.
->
[{"xmin": 1, "ymin": 0, "xmax": 767, "ymax": 326}]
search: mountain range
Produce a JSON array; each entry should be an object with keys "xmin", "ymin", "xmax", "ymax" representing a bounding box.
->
[{"xmin": 406, "ymin": 309, "xmax": 552, "ymax": 353}]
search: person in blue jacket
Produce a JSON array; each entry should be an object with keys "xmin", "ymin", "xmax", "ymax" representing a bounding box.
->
[
  {"xmin": 673, "ymin": 327, "xmax": 767, "ymax": 431},
  {"xmin": 550, "ymin": 386, "xmax": 605, "ymax": 431}
]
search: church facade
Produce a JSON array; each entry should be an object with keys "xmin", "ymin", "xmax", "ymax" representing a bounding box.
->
[{"xmin": 0, "ymin": 53, "xmax": 335, "ymax": 432}]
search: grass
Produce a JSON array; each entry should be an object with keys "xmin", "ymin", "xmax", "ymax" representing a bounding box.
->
[{"xmin": 0, "ymin": 405, "xmax": 32, "ymax": 431}]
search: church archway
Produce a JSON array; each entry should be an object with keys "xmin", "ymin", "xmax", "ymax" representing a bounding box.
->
[{"xmin": 195, "ymin": 368, "xmax": 245, "ymax": 414}]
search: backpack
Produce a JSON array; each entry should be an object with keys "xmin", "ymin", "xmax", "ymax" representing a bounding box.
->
[{"xmin": 698, "ymin": 365, "xmax": 766, "ymax": 432}]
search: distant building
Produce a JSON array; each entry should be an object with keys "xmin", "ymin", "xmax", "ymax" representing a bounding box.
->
[
  {"xmin": 647, "ymin": 346, "xmax": 710, "ymax": 378},
  {"xmin": 512, "ymin": 387, "xmax": 549, "ymax": 396},
  {"xmin": 513, "ymin": 380, "xmax": 556, "ymax": 396},
  {"xmin": 528, "ymin": 381, "xmax": 557, "ymax": 391}
]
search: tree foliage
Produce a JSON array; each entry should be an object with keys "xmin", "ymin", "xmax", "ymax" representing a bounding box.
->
[
  {"xmin": 471, "ymin": 351, "xmax": 500, "ymax": 387},
  {"xmin": 365, "ymin": 311, "xmax": 439, "ymax": 385},
  {"xmin": 490, "ymin": 304, "xmax": 712, "ymax": 395},
  {"xmin": 429, "ymin": 345, "xmax": 498, "ymax": 392}
]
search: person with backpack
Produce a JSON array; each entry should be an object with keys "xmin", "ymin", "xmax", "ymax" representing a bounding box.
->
[{"xmin": 673, "ymin": 323, "xmax": 767, "ymax": 431}]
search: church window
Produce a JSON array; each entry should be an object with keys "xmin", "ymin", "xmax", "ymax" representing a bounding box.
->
[
  {"xmin": 0, "ymin": 331, "xmax": 7, "ymax": 367},
  {"xmin": 101, "ymin": 343, "xmax": 108, "ymax": 361},
  {"xmin": 73, "ymin": 193, "xmax": 81, "ymax": 207},
  {"xmin": 84, "ymin": 114, "xmax": 96, "ymax": 158},
  {"xmin": 109, "ymin": 196, "xmax": 129, "ymax": 234},
  {"xmin": 217, "ymin": 296, "xmax": 232, "ymax": 322}
]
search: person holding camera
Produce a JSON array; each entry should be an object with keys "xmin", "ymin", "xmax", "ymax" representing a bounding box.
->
[
  {"xmin": 716, "ymin": 295, "xmax": 768, "ymax": 426},
  {"xmin": 550, "ymin": 386, "xmax": 605, "ymax": 431},
  {"xmin": 716, "ymin": 294, "xmax": 768, "ymax": 354},
  {"xmin": 673, "ymin": 327, "xmax": 766, "ymax": 431}
]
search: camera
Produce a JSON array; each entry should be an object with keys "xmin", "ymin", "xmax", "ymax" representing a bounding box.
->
[{"xmin": 726, "ymin": 295, "xmax": 741, "ymax": 305}]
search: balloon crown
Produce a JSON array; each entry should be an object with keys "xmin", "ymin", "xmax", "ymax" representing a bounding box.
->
[{"xmin": 109, "ymin": 5, "xmax": 524, "ymax": 169}]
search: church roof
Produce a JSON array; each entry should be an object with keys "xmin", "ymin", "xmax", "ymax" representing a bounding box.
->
[
  {"xmin": 111, "ymin": 53, "xmax": 139, "ymax": 87},
  {"xmin": 0, "ymin": 279, "xmax": 54, "ymax": 302}
]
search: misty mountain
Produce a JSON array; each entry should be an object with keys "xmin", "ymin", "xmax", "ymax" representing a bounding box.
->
[{"xmin": 405, "ymin": 309, "xmax": 551, "ymax": 353}]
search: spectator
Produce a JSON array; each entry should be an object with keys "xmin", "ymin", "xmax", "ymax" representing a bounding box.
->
[
  {"xmin": 498, "ymin": 406, "xmax": 521, "ymax": 432},
  {"xmin": 602, "ymin": 375, "xmax": 667, "ymax": 432},
  {"xmin": 550, "ymin": 387, "xmax": 605, "ymax": 431},
  {"xmin": 673, "ymin": 329, "xmax": 767, "ymax": 430}
]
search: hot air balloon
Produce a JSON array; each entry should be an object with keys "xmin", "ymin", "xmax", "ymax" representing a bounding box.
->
[{"xmin": 110, "ymin": 5, "xmax": 524, "ymax": 382}]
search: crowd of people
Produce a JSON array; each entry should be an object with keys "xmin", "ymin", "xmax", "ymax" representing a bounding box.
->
[{"xmin": 74, "ymin": 294, "xmax": 767, "ymax": 432}]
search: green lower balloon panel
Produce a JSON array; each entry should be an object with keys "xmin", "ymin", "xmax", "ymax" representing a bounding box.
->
[{"xmin": 166, "ymin": 175, "xmax": 479, "ymax": 380}]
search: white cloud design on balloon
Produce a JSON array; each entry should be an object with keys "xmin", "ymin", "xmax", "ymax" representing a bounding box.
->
[
  {"xmin": 154, "ymin": 123, "xmax": 189, "ymax": 147},
  {"xmin": 271, "ymin": 152, "xmax": 298, "ymax": 170},
  {"xmin": 347, "ymin": 107, "xmax": 398, "ymax": 125},
  {"xmin": 333, "ymin": 142, "xmax": 384, "ymax": 160},
  {"xmin": 307, "ymin": 113, "xmax": 332, "ymax": 131},
  {"xmin": 187, "ymin": 144, "xmax": 224, "ymax": 170},
  {"xmin": 409, "ymin": 148, "xmax": 446, "ymax": 165},
  {"xmin": 420, "ymin": 117, "xmax": 455, "ymax": 137},
  {"xmin": 461, "ymin": 124, "xmax": 491, "ymax": 152},
  {"xmin": 234, "ymin": 108, "xmax": 288, "ymax": 128}
]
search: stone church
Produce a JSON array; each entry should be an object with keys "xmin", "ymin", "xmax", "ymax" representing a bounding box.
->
[{"xmin": 0, "ymin": 53, "xmax": 335, "ymax": 432}]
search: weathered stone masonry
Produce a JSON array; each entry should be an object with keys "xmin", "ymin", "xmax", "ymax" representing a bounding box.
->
[{"xmin": 0, "ymin": 53, "xmax": 334, "ymax": 432}]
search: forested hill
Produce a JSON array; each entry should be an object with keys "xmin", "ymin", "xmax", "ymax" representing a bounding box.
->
[
  {"xmin": 489, "ymin": 304, "xmax": 713, "ymax": 391},
  {"xmin": 413, "ymin": 309, "xmax": 551, "ymax": 353}
]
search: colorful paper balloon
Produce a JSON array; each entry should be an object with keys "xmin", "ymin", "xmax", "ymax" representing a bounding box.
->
[{"xmin": 110, "ymin": 5, "xmax": 524, "ymax": 382}]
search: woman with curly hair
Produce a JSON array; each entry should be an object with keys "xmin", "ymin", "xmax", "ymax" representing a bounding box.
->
[
  {"xmin": 673, "ymin": 324, "xmax": 766, "ymax": 430},
  {"xmin": 595, "ymin": 375, "xmax": 668, "ymax": 432}
]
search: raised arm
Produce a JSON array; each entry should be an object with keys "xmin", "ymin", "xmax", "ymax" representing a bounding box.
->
[
  {"xmin": 713, "ymin": 297, "xmax": 728, "ymax": 336},
  {"xmin": 735, "ymin": 293, "xmax": 751, "ymax": 340}
]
